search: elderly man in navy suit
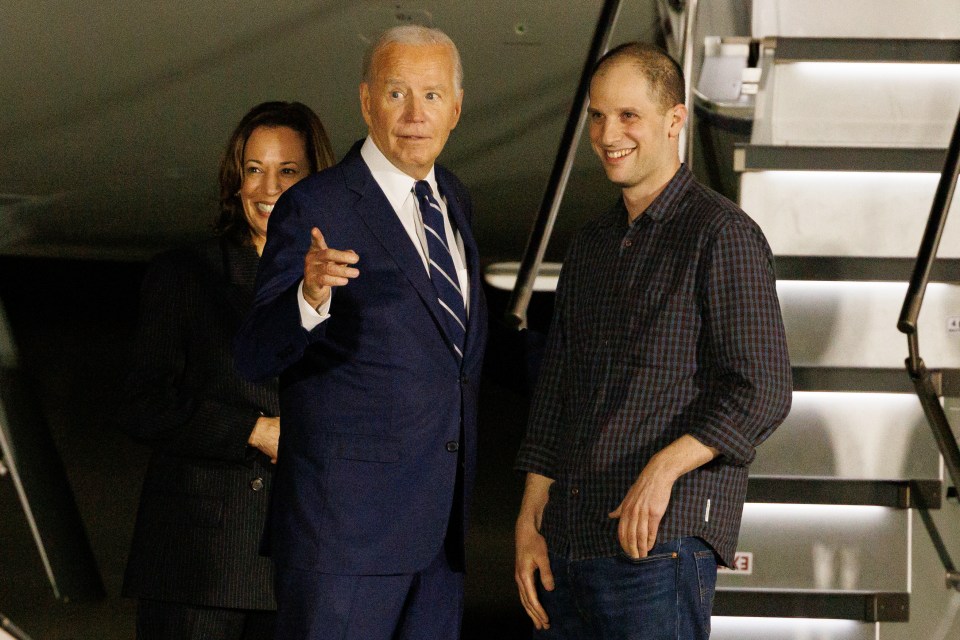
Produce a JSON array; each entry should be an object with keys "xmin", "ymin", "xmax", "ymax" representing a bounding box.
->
[{"xmin": 234, "ymin": 24, "xmax": 487, "ymax": 640}]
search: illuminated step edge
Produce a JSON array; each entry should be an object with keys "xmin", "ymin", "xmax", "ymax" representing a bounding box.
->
[
  {"xmin": 746, "ymin": 476, "xmax": 942, "ymax": 509},
  {"xmin": 483, "ymin": 261, "xmax": 562, "ymax": 292},
  {"xmin": 734, "ymin": 145, "xmax": 946, "ymax": 172},
  {"xmin": 774, "ymin": 256, "xmax": 960, "ymax": 283},
  {"xmin": 771, "ymin": 37, "xmax": 960, "ymax": 64},
  {"xmin": 483, "ymin": 259, "xmax": 960, "ymax": 291},
  {"xmin": 792, "ymin": 366, "xmax": 960, "ymax": 395},
  {"xmin": 714, "ymin": 589, "xmax": 909, "ymax": 622}
]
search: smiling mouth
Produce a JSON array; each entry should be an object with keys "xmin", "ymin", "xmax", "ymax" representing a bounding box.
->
[
  {"xmin": 256, "ymin": 203, "xmax": 274, "ymax": 214},
  {"xmin": 606, "ymin": 148, "xmax": 635, "ymax": 159}
]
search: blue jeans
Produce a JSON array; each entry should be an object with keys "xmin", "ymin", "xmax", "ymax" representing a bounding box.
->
[{"xmin": 535, "ymin": 537, "xmax": 718, "ymax": 640}]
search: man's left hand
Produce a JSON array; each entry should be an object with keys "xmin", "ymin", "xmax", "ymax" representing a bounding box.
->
[
  {"xmin": 608, "ymin": 464, "xmax": 675, "ymax": 558},
  {"xmin": 608, "ymin": 434, "xmax": 720, "ymax": 558}
]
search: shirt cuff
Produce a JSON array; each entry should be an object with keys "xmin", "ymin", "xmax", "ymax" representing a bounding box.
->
[{"xmin": 298, "ymin": 280, "xmax": 330, "ymax": 331}]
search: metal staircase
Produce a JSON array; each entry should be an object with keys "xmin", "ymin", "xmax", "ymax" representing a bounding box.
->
[
  {"xmin": 488, "ymin": 1, "xmax": 960, "ymax": 637},
  {"xmin": 700, "ymin": 2, "xmax": 960, "ymax": 637}
]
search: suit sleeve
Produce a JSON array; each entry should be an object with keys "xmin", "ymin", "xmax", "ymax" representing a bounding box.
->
[
  {"xmin": 233, "ymin": 188, "xmax": 325, "ymax": 382},
  {"xmin": 117, "ymin": 254, "xmax": 263, "ymax": 462}
]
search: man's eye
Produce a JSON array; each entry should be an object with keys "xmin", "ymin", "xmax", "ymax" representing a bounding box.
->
[{"xmin": 390, "ymin": 90, "xmax": 403, "ymax": 99}]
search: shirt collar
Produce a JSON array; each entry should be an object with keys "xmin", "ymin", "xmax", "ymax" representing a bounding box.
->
[
  {"xmin": 360, "ymin": 136, "xmax": 439, "ymax": 213},
  {"xmin": 642, "ymin": 163, "xmax": 692, "ymax": 223},
  {"xmin": 599, "ymin": 163, "xmax": 693, "ymax": 229}
]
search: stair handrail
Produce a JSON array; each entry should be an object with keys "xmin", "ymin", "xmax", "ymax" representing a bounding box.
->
[
  {"xmin": 897, "ymin": 106, "xmax": 960, "ymax": 498},
  {"xmin": 679, "ymin": 0, "xmax": 699, "ymax": 167},
  {"xmin": 504, "ymin": 0, "xmax": 623, "ymax": 329}
]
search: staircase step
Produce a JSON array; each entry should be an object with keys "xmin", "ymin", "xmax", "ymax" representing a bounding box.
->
[
  {"xmin": 778, "ymin": 282, "xmax": 960, "ymax": 370},
  {"xmin": 792, "ymin": 367, "xmax": 911, "ymax": 393},
  {"xmin": 483, "ymin": 261, "xmax": 560, "ymax": 292},
  {"xmin": 752, "ymin": 0, "xmax": 960, "ymax": 40},
  {"xmin": 792, "ymin": 366, "xmax": 960, "ymax": 395},
  {"xmin": 772, "ymin": 37, "xmax": 960, "ymax": 64},
  {"xmin": 751, "ymin": 390, "xmax": 939, "ymax": 479},
  {"xmin": 775, "ymin": 256, "xmax": 960, "ymax": 282},
  {"xmin": 739, "ymin": 170, "xmax": 960, "ymax": 259},
  {"xmin": 714, "ymin": 588, "xmax": 909, "ymax": 622},
  {"xmin": 735, "ymin": 145, "xmax": 947, "ymax": 173},
  {"xmin": 747, "ymin": 476, "xmax": 942, "ymax": 509},
  {"xmin": 750, "ymin": 38, "xmax": 960, "ymax": 148}
]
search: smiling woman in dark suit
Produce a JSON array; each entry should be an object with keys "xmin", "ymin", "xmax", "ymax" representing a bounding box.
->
[{"xmin": 118, "ymin": 101, "xmax": 335, "ymax": 640}]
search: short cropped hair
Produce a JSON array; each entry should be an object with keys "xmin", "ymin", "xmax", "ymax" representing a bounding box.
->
[
  {"xmin": 361, "ymin": 24, "xmax": 463, "ymax": 92},
  {"xmin": 216, "ymin": 101, "xmax": 335, "ymax": 243},
  {"xmin": 591, "ymin": 42, "xmax": 685, "ymax": 112}
]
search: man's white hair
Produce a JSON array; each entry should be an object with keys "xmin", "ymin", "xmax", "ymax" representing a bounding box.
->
[{"xmin": 361, "ymin": 24, "xmax": 463, "ymax": 92}]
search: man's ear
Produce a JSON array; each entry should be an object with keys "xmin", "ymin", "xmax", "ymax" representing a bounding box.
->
[
  {"xmin": 668, "ymin": 103, "xmax": 688, "ymax": 139},
  {"xmin": 450, "ymin": 89, "xmax": 464, "ymax": 130},
  {"xmin": 360, "ymin": 82, "xmax": 372, "ymax": 128}
]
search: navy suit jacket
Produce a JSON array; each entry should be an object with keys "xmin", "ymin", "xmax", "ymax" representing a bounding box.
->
[{"xmin": 234, "ymin": 141, "xmax": 487, "ymax": 575}]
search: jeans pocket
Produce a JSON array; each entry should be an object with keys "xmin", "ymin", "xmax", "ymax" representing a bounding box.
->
[{"xmin": 616, "ymin": 549, "xmax": 679, "ymax": 565}]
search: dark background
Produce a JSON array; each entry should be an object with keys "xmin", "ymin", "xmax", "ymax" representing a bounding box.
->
[{"xmin": 0, "ymin": 255, "xmax": 558, "ymax": 639}]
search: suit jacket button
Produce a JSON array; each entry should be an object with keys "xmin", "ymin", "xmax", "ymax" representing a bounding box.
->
[
  {"xmin": 250, "ymin": 477, "xmax": 264, "ymax": 491},
  {"xmin": 446, "ymin": 441, "xmax": 459, "ymax": 453}
]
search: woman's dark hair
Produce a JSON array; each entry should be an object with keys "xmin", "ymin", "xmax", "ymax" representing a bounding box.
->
[{"xmin": 215, "ymin": 101, "xmax": 335, "ymax": 243}]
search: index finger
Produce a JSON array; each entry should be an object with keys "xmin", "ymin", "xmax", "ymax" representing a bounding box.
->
[
  {"xmin": 319, "ymin": 247, "xmax": 360, "ymax": 265},
  {"xmin": 310, "ymin": 227, "xmax": 328, "ymax": 250},
  {"xmin": 619, "ymin": 503, "xmax": 643, "ymax": 559}
]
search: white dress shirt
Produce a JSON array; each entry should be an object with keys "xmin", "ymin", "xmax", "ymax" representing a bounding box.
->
[{"xmin": 298, "ymin": 137, "xmax": 469, "ymax": 330}]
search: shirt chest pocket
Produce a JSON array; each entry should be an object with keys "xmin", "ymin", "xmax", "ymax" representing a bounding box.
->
[{"xmin": 626, "ymin": 280, "xmax": 700, "ymax": 368}]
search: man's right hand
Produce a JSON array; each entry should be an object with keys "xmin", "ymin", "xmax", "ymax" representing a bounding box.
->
[
  {"xmin": 515, "ymin": 473, "xmax": 555, "ymax": 631},
  {"xmin": 302, "ymin": 227, "xmax": 359, "ymax": 309}
]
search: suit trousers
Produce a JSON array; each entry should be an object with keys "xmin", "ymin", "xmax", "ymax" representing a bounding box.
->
[{"xmin": 273, "ymin": 546, "xmax": 464, "ymax": 640}]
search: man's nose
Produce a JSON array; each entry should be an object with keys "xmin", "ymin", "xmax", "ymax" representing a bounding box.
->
[
  {"xmin": 599, "ymin": 119, "xmax": 620, "ymax": 145},
  {"xmin": 404, "ymin": 96, "xmax": 426, "ymax": 121}
]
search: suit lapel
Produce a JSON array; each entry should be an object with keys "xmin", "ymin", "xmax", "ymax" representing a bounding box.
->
[{"xmin": 341, "ymin": 149, "xmax": 460, "ymax": 359}]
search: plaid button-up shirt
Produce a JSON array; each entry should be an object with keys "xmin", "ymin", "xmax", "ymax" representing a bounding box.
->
[{"xmin": 515, "ymin": 165, "xmax": 792, "ymax": 566}]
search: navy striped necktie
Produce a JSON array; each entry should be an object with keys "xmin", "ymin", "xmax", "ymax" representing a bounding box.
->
[{"xmin": 414, "ymin": 180, "xmax": 466, "ymax": 358}]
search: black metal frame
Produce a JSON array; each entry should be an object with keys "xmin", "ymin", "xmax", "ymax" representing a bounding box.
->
[
  {"xmin": 0, "ymin": 613, "xmax": 35, "ymax": 640},
  {"xmin": 505, "ymin": 0, "xmax": 623, "ymax": 328},
  {"xmin": 898, "ymin": 107, "xmax": 960, "ymax": 593},
  {"xmin": 0, "ymin": 298, "xmax": 105, "ymax": 602}
]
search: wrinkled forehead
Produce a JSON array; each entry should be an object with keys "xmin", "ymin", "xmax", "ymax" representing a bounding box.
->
[{"xmin": 369, "ymin": 42, "xmax": 460, "ymax": 89}]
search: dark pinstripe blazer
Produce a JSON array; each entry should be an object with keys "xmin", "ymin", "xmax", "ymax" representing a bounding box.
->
[{"xmin": 119, "ymin": 236, "xmax": 278, "ymax": 610}]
